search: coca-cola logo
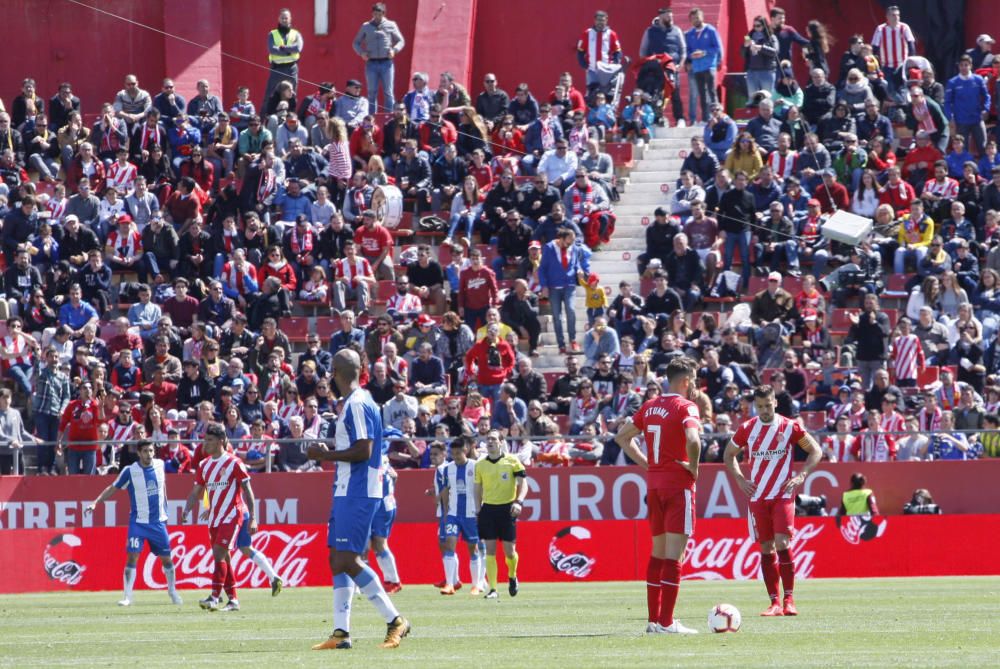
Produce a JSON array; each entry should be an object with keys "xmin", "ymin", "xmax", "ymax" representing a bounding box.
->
[
  {"xmin": 682, "ymin": 523, "xmax": 824, "ymax": 580},
  {"xmin": 43, "ymin": 533, "xmax": 86, "ymax": 586},
  {"xmin": 142, "ymin": 529, "xmax": 319, "ymax": 589},
  {"xmin": 837, "ymin": 514, "xmax": 887, "ymax": 545},
  {"xmin": 548, "ymin": 525, "xmax": 596, "ymax": 578}
]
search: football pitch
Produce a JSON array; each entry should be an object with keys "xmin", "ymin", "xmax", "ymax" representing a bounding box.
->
[{"xmin": 2, "ymin": 577, "xmax": 997, "ymax": 668}]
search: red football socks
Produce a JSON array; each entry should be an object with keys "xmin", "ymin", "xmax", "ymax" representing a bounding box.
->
[
  {"xmin": 658, "ymin": 559, "xmax": 681, "ymax": 628},
  {"xmin": 223, "ymin": 558, "xmax": 237, "ymax": 600},
  {"xmin": 760, "ymin": 552, "xmax": 780, "ymax": 602},
  {"xmin": 212, "ymin": 559, "xmax": 228, "ymax": 599},
  {"xmin": 646, "ymin": 557, "xmax": 665, "ymax": 623},
  {"xmin": 777, "ymin": 549, "xmax": 795, "ymax": 598}
]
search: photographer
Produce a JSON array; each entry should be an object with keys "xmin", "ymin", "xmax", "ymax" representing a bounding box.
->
[{"xmin": 902, "ymin": 488, "xmax": 942, "ymax": 515}]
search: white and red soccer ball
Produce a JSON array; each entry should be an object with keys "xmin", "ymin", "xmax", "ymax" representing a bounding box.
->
[{"xmin": 707, "ymin": 603, "xmax": 742, "ymax": 633}]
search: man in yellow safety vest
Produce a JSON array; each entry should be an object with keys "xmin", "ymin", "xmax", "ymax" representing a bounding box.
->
[{"xmin": 265, "ymin": 8, "xmax": 304, "ymax": 109}]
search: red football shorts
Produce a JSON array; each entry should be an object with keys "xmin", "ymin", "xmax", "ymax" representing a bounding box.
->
[
  {"xmin": 748, "ymin": 497, "xmax": 795, "ymax": 543},
  {"xmin": 648, "ymin": 487, "xmax": 696, "ymax": 536},
  {"xmin": 208, "ymin": 517, "xmax": 243, "ymax": 551}
]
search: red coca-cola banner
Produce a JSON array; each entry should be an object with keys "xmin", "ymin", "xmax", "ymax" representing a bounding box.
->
[
  {"xmin": 4, "ymin": 515, "xmax": 999, "ymax": 594},
  {"xmin": 3, "ymin": 461, "xmax": 1000, "ymax": 529}
]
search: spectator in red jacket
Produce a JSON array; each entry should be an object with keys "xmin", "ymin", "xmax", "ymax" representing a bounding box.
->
[
  {"xmin": 58, "ymin": 381, "xmax": 104, "ymax": 475},
  {"xmin": 458, "ymin": 246, "xmax": 498, "ymax": 330},
  {"xmin": 902, "ymin": 129, "xmax": 944, "ymax": 187},
  {"xmin": 258, "ymin": 244, "xmax": 298, "ymax": 292},
  {"xmin": 65, "ymin": 142, "xmax": 105, "ymax": 195},
  {"xmin": 353, "ymin": 209, "xmax": 395, "ymax": 280},
  {"xmin": 143, "ymin": 364, "xmax": 179, "ymax": 411},
  {"xmin": 815, "ymin": 168, "xmax": 850, "ymax": 213},
  {"xmin": 878, "ymin": 165, "xmax": 917, "ymax": 213},
  {"xmin": 464, "ymin": 322, "xmax": 516, "ymax": 406},
  {"xmin": 158, "ymin": 428, "xmax": 194, "ymax": 473}
]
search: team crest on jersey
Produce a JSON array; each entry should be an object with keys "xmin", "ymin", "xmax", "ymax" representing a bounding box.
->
[
  {"xmin": 145, "ymin": 479, "xmax": 159, "ymax": 497},
  {"xmin": 501, "ymin": 472, "xmax": 509, "ymax": 480}
]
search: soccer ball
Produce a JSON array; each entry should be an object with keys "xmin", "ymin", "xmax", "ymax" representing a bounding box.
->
[{"xmin": 707, "ymin": 603, "xmax": 742, "ymax": 633}]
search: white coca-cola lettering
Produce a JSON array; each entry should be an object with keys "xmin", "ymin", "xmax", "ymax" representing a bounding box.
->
[
  {"xmin": 547, "ymin": 541, "xmax": 596, "ymax": 578},
  {"xmin": 683, "ymin": 523, "xmax": 824, "ymax": 580},
  {"xmin": 142, "ymin": 529, "xmax": 318, "ymax": 589}
]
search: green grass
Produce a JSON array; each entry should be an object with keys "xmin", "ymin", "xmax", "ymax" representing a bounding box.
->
[{"xmin": 2, "ymin": 578, "xmax": 998, "ymax": 668}]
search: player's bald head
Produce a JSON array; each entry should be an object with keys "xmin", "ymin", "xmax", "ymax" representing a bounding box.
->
[{"xmin": 333, "ymin": 349, "xmax": 362, "ymax": 382}]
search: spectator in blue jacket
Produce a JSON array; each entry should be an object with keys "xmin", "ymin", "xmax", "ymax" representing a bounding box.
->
[
  {"xmin": 856, "ymin": 98, "xmax": 894, "ymax": 146},
  {"xmin": 539, "ymin": 228, "xmax": 591, "ymax": 353},
  {"xmin": 620, "ymin": 92, "xmax": 655, "ymax": 145},
  {"xmin": 684, "ymin": 8, "xmax": 723, "ymax": 122},
  {"xmin": 704, "ymin": 103, "xmax": 737, "ymax": 161},
  {"xmin": 521, "ymin": 104, "xmax": 564, "ymax": 175},
  {"xmin": 944, "ymin": 55, "xmax": 992, "ymax": 156}
]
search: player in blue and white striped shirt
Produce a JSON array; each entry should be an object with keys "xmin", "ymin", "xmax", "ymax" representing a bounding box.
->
[
  {"xmin": 439, "ymin": 438, "xmax": 487, "ymax": 595},
  {"xmin": 86, "ymin": 440, "xmax": 182, "ymax": 607},
  {"xmin": 308, "ymin": 349, "xmax": 410, "ymax": 651}
]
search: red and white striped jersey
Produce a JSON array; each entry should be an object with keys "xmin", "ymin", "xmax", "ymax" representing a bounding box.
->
[
  {"xmin": 106, "ymin": 228, "xmax": 143, "ymax": 260},
  {"xmin": 334, "ymin": 256, "xmax": 373, "ymax": 283},
  {"xmin": 106, "ymin": 161, "xmax": 138, "ymax": 193},
  {"xmin": 732, "ymin": 415, "xmax": 807, "ymax": 501},
  {"xmin": 1, "ymin": 334, "xmax": 34, "ymax": 369},
  {"xmin": 922, "ymin": 177, "xmax": 958, "ymax": 201},
  {"xmin": 277, "ymin": 401, "xmax": 304, "ymax": 423},
  {"xmin": 47, "ymin": 196, "xmax": 67, "ymax": 223},
  {"xmin": 767, "ymin": 150, "xmax": 799, "ymax": 181},
  {"xmin": 377, "ymin": 355, "xmax": 409, "ymax": 379},
  {"xmin": 880, "ymin": 410, "xmax": 906, "ymax": 436},
  {"xmin": 855, "ymin": 429, "xmax": 897, "ymax": 462},
  {"xmin": 577, "ymin": 28, "xmax": 621, "ymax": 70},
  {"xmin": 891, "ymin": 333, "xmax": 924, "ymax": 381},
  {"xmin": 871, "ymin": 22, "xmax": 914, "ymax": 69},
  {"xmin": 195, "ymin": 453, "xmax": 249, "ymax": 527},
  {"xmin": 918, "ymin": 406, "xmax": 942, "ymax": 432},
  {"xmin": 822, "ymin": 434, "xmax": 855, "ymax": 463},
  {"xmin": 385, "ymin": 292, "xmax": 423, "ymax": 314}
]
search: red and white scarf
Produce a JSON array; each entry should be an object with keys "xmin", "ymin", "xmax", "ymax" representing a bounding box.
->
[
  {"xmin": 288, "ymin": 227, "xmax": 314, "ymax": 255},
  {"xmin": 141, "ymin": 124, "xmax": 161, "ymax": 151},
  {"xmin": 570, "ymin": 182, "xmax": 594, "ymax": 219}
]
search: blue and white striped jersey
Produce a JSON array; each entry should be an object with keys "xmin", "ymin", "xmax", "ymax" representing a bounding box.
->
[
  {"xmin": 334, "ymin": 388, "xmax": 385, "ymax": 498},
  {"xmin": 442, "ymin": 460, "xmax": 477, "ymax": 519},
  {"xmin": 114, "ymin": 459, "xmax": 168, "ymax": 524}
]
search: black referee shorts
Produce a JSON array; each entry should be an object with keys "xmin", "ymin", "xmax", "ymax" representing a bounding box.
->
[{"xmin": 478, "ymin": 502, "xmax": 517, "ymax": 542}]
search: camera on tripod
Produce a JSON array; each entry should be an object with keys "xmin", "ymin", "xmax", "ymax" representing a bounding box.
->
[{"xmin": 795, "ymin": 494, "xmax": 828, "ymax": 516}]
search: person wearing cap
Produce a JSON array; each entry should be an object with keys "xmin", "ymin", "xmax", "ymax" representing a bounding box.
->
[
  {"xmin": 493, "ymin": 210, "xmax": 533, "ymax": 277},
  {"xmin": 104, "ymin": 213, "xmax": 143, "ymax": 272},
  {"xmin": 334, "ymin": 79, "xmax": 369, "ymax": 133},
  {"xmin": 57, "ymin": 214, "xmax": 98, "ymax": 270},
  {"xmin": 814, "ymin": 167, "xmax": 849, "ymax": 214},
  {"xmin": 352, "ymin": 2, "xmax": 406, "ymax": 113},
  {"xmin": 966, "ymin": 34, "xmax": 996, "ymax": 70},
  {"xmin": 945, "ymin": 54, "xmax": 992, "ymax": 156},
  {"xmin": 750, "ymin": 271, "xmax": 796, "ymax": 341},
  {"xmin": 639, "ymin": 7, "xmax": 687, "ymax": 127}
]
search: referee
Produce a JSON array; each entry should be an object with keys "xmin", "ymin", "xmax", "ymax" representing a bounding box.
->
[{"xmin": 474, "ymin": 430, "xmax": 527, "ymax": 599}]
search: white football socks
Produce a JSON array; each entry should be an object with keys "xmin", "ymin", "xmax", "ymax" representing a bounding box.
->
[{"xmin": 376, "ymin": 548, "xmax": 400, "ymax": 583}]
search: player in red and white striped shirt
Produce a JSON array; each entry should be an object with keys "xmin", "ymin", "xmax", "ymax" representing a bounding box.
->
[
  {"xmin": 615, "ymin": 357, "xmax": 702, "ymax": 635},
  {"xmin": 891, "ymin": 317, "xmax": 923, "ymax": 387},
  {"xmin": 724, "ymin": 385, "xmax": 821, "ymax": 617},
  {"xmin": 183, "ymin": 423, "xmax": 257, "ymax": 612},
  {"xmin": 870, "ymin": 6, "xmax": 915, "ymax": 71}
]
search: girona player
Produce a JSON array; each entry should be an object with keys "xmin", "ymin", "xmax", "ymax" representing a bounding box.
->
[
  {"xmin": 614, "ymin": 357, "xmax": 702, "ymax": 635},
  {"xmin": 183, "ymin": 423, "xmax": 258, "ymax": 612},
  {"xmin": 723, "ymin": 385, "xmax": 822, "ymax": 617}
]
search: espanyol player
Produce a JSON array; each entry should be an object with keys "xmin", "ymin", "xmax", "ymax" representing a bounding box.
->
[
  {"xmin": 309, "ymin": 349, "xmax": 410, "ymax": 651},
  {"xmin": 85, "ymin": 440, "xmax": 182, "ymax": 607},
  {"xmin": 439, "ymin": 438, "xmax": 486, "ymax": 595},
  {"xmin": 428, "ymin": 443, "xmax": 456, "ymax": 590},
  {"xmin": 234, "ymin": 511, "xmax": 283, "ymax": 596},
  {"xmin": 370, "ymin": 452, "xmax": 402, "ymax": 593}
]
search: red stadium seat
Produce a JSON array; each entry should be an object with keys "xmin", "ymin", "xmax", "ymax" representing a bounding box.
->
[
  {"xmin": 916, "ymin": 366, "xmax": 940, "ymax": 388},
  {"xmin": 741, "ymin": 276, "xmax": 768, "ymax": 301},
  {"xmin": 830, "ymin": 308, "xmax": 858, "ymax": 337},
  {"xmin": 605, "ymin": 142, "xmax": 635, "ymax": 170},
  {"xmin": 316, "ymin": 315, "xmax": 340, "ymax": 341},
  {"xmin": 280, "ymin": 317, "xmax": 310, "ymax": 343},
  {"xmin": 543, "ymin": 371, "xmax": 562, "ymax": 394},
  {"xmin": 883, "ymin": 274, "xmax": 912, "ymax": 300},
  {"xmin": 374, "ymin": 280, "xmax": 395, "ymax": 304}
]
